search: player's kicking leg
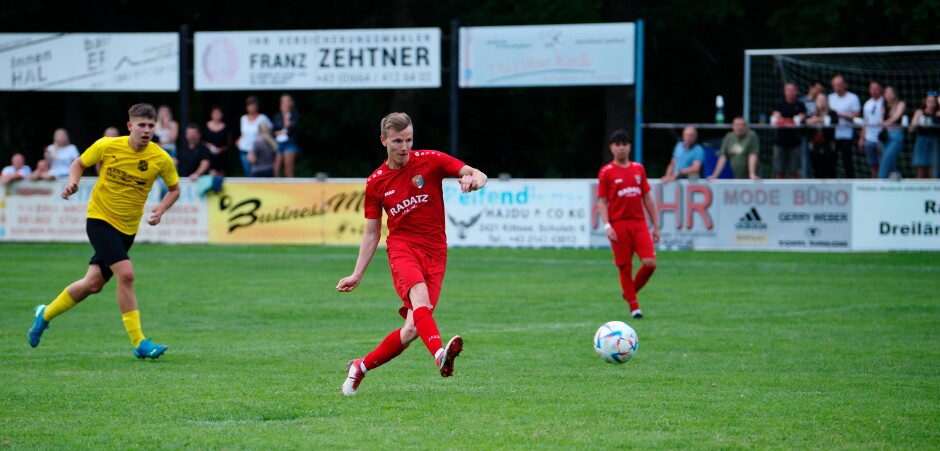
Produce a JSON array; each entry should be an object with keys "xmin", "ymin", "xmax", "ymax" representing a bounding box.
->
[
  {"xmin": 29, "ymin": 265, "xmax": 105, "ymax": 347},
  {"xmin": 437, "ymin": 335, "xmax": 463, "ymax": 377}
]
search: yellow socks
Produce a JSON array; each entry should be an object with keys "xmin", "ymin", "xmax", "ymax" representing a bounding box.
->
[
  {"xmin": 43, "ymin": 289, "xmax": 77, "ymax": 321},
  {"xmin": 121, "ymin": 310, "xmax": 145, "ymax": 347}
]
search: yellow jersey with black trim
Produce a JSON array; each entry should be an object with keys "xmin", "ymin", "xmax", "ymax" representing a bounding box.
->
[{"xmin": 81, "ymin": 136, "xmax": 179, "ymax": 235}]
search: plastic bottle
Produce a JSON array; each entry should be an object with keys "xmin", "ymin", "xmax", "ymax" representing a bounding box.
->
[{"xmin": 715, "ymin": 95, "xmax": 725, "ymax": 124}]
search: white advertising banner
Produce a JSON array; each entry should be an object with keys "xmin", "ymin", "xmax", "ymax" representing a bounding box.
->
[
  {"xmin": 444, "ymin": 179, "xmax": 592, "ymax": 248},
  {"xmin": 459, "ymin": 22, "xmax": 635, "ymax": 88},
  {"xmin": 852, "ymin": 181, "xmax": 940, "ymax": 251},
  {"xmin": 194, "ymin": 28, "xmax": 441, "ymax": 90},
  {"xmin": 714, "ymin": 182, "xmax": 852, "ymax": 250},
  {"xmin": 0, "ymin": 180, "xmax": 208, "ymax": 243},
  {"xmin": 0, "ymin": 33, "xmax": 179, "ymax": 91}
]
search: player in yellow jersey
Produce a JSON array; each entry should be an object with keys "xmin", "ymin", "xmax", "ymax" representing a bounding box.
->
[{"xmin": 28, "ymin": 103, "xmax": 180, "ymax": 359}]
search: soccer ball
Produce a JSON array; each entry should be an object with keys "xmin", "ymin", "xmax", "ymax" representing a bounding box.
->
[{"xmin": 593, "ymin": 321, "xmax": 638, "ymax": 364}]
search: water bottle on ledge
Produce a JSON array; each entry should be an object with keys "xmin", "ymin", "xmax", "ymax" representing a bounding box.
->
[{"xmin": 715, "ymin": 95, "xmax": 725, "ymax": 124}]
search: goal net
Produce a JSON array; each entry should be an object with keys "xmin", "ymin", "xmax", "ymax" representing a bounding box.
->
[{"xmin": 745, "ymin": 45, "xmax": 940, "ymax": 178}]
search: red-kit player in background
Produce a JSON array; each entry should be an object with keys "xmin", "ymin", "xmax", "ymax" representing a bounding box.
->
[
  {"xmin": 597, "ymin": 129, "xmax": 660, "ymax": 319},
  {"xmin": 336, "ymin": 112, "xmax": 488, "ymax": 396}
]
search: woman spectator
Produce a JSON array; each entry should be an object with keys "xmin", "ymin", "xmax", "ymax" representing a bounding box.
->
[
  {"xmin": 248, "ymin": 121, "xmax": 277, "ymax": 177},
  {"xmin": 909, "ymin": 92, "xmax": 939, "ymax": 179},
  {"xmin": 45, "ymin": 128, "xmax": 80, "ymax": 179},
  {"xmin": 804, "ymin": 92, "xmax": 840, "ymax": 178},
  {"xmin": 273, "ymin": 93, "xmax": 301, "ymax": 178},
  {"xmin": 878, "ymin": 86, "xmax": 906, "ymax": 179},
  {"xmin": 202, "ymin": 105, "xmax": 231, "ymax": 176},
  {"xmin": 154, "ymin": 105, "xmax": 179, "ymax": 159},
  {"xmin": 237, "ymin": 96, "xmax": 272, "ymax": 177}
]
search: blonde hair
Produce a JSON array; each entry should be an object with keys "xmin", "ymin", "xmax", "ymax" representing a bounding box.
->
[
  {"xmin": 258, "ymin": 121, "xmax": 277, "ymax": 151},
  {"xmin": 380, "ymin": 112, "xmax": 412, "ymax": 137}
]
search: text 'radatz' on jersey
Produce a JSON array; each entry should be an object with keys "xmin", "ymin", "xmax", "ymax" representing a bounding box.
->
[{"xmin": 389, "ymin": 194, "xmax": 429, "ymax": 216}]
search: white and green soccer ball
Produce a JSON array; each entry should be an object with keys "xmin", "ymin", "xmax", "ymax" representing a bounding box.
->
[{"xmin": 593, "ymin": 321, "xmax": 638, "ymax": 364}]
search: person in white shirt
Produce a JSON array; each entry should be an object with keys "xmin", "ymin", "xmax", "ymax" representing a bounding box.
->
[
  {"xmin": 45, "ymin": 128, "xmax": 80, "ymax": 179},
  {"xmin": 237, "ymin": 96, "xmax": 272, "ymax": 177},
  {"xmin": 1, "ymin": 153, "xmax": 32, "ymax": 185},
  {"xmin": 828, "ymin": 75, "xmax": 861, "ymax": 178},
  {"xmin": 858, "ymin": 80, "xmax": 885, "ymax": 178}
]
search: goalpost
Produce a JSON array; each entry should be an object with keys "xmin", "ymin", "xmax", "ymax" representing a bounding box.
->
[{"xmin": 745, "ymin": 44, "xmax": 940, "ymax": 178}]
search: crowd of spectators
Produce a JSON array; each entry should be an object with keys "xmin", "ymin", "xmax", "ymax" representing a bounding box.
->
[
  {"xmin": 661, "ymin": 75, "xmax": 938, "ymax": 181},
  {"xmin": 0, "ymin": 94, "xmax": 307, "ymax": 187}
]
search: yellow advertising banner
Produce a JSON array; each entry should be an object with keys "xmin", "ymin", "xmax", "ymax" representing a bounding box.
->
[{"xmin": 208, "ymin": 180, "xmax": 382, "ymax": 244}]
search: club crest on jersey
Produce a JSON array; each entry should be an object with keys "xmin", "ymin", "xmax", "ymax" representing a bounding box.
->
[
  {"xmin": 635, "ymin": 175, "xmax": 642, "ymax": 184},
  {"xmin": 138, "ymin": 160, "xmax": 149, "ymax": 172},
  {"xmin": 412, "ymin": 174, "xmax": 424, "ymax": 189}
]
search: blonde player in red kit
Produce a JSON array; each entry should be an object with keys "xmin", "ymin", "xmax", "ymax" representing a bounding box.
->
[
  {"xmin": 336, "ymin": 112, "xmax": 488, "ymax": 396},
  {"xmin": 597, "ymin": 129, "xmax": 660, "ymax": 319}
]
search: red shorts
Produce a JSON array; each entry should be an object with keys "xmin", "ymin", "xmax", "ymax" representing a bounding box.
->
[
  {"xmin": 387, "ymin": 240, "xmax": 447, "ymax": 319},
  {"xmin": 610, "ymin": 219, "xmax": 656, "ymax": 267}
]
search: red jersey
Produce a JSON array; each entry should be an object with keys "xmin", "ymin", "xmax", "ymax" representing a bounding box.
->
[
  {"xmin": 365, "ymin": 150, "xmax": 466, "ymax": 252},
  {"xmin": 597, "ymin": 161, "xmax": 651, "ymax": 222}
]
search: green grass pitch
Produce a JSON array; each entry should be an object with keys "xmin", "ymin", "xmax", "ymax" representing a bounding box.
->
[{"xmin": 1, "ymin": 243, "xmax": 938, "ymax": 448}]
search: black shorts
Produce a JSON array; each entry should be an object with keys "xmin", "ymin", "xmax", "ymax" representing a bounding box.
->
[{"xmin": 87, "ymin": 218, "xmax": 136, "ymax": 281}]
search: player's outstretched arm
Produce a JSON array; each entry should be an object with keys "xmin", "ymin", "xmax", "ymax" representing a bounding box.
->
[
  {"xmin": 337, "ymin": 218, "xmax": 382, "ymax": 292},
  {"xmin": 61, "ymin": 158, "xmax": 87, "ymax": 199},
  {"xmin": 457, "ymin": 165, "xmax": 487, "ymax": 193},
  {"xmin": 148, "ymin": 184, "xmax": 180, "ymax": 225}
]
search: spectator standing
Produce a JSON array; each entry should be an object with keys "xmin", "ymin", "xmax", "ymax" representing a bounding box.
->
[
  {"xmin": 771, "ymin": 82, "xmax": 807, "ymax": 178},
  {"xmin": 178, "ymin": 124, "xmax": 212, "ymax": 181},
  {"xmin": 29, "ymin": 158, "xmax": 55, "ymax": 181},
  {"xmin": 273, "ymin": 93, "xmax": 301, "ymax": 178},
  {"xmin": 237, "ymin": 96, "xmax": 272, "ymax": 177},
  {"xmin": 201, "ymin": 105, "xmax": 231, "ymax": 176},
  {"xmin": 909, "ymin": 91, "xmax": 939, "ymax": 179},
  {"xmin": 804, "ymin": 92, "xmax": 840, "ymax": 178},
  {"xmin": 858, "ymin": 80, "xmax": 885, "ymax": 178},
  {"xmin": 248, "ymin": 121, "xmax": 277, "ymax": 177},
  {"xmin": 154, "ymin": 105, "xmax": 179, "ymax": 159},
  {"xmin": 878, "ymin": 86, "xmax": 906, "ymax": 179},
  {"xmin": 661, "ymin": 126, "xmax": 704, "ymax": 183},
  {"xmin": 1, "ymin": 153, "xmax": 31, "ymax": 184},
  {"xmin": 828, "ymin": 75, "xmax": 861, "ymax": 178},
  {"xmin": 801, "ymin": 81, "xmax": 825, "ymax": 116},
  {"xmin": 707, "ymin": 117, "xmax": 760, "ymax": 181},
  {"xmin": 45, "ymin": 128, "xmax": 80, "ymax": 179}
]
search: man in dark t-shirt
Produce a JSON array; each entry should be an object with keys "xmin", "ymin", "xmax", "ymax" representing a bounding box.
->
[
  {"xmin": 177, "ymin": 123, "xmax": 211, "ymax": 181},
  {"xmin": 771, "ymin": 82, "xmax": 808, "ymax": 179}
]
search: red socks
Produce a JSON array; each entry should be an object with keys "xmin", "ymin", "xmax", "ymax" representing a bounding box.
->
[
  {"xmin": 412, "ymin": 306, "xmax": 443, "ymax": 357},
  {"xmin": 634, "ymin": 264, "xmax": 655, "ymax": 293},
  {"xmin": 363, "ymin": 328, "xmax": 408, "ymax": 371},
  {"xmin": 619, "ymin": 265, "xmax": 640, "ymax": 311}
]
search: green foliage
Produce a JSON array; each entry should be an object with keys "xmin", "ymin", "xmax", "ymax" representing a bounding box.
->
[{"xmin": 1, "ymin": 244, "xmax": 938, "ymax": 448}]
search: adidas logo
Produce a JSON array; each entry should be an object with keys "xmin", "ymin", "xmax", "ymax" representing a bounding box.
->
[{"xmin": 735, "ymin": 207, "xmax": 768, "ymax": 230}]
